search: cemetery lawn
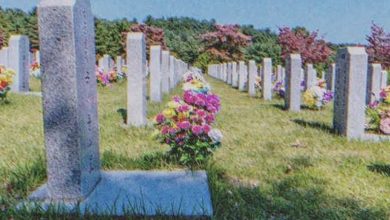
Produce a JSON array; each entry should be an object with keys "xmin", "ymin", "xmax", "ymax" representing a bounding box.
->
[{"xmin": 1, "ymin": 76, "xmax": 389, "ymax": 219}]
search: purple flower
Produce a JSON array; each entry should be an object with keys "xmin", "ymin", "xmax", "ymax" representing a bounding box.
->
[
  {"xmin": 168, "ymin": 128, "xmax": 177, "ymax": 135},
  {"xmin": 177, "ymin": 105, "xmax": 190, "ymax": 112},
  {"xmin": 173, "ymin": 96, "xmax": 181, "ymax": 102},
  {"xmin": 322, "ymin": 90, "xmax": 334, "ymax": 104},
  {"xmin": 205, "ymin": 114, "xmax": 215, "ymax": 124},
  {"xmin": 178, "ymin": 121, "xmax": 191, "ymax": 130},
  {"xmin": 155, "ymin": 113, "xmax": 165, "ymax": 124},
  {"xmin": 203, "ymin": 124, "xmax": 211, "ymax": 133},
  {"xmin": 368, "ymin": 100, "xmax": 380, "ymax": 109},
  {"xmin": 161, "ymin": 126, "xmax": 169, "ymax": 135},
  {"xmin": 196, "ymin": 109, "xmax": 206, "ymax": 117},
  {"xmin": 191, "ymin": 125, "xmax": 203, "ymax": 135}
]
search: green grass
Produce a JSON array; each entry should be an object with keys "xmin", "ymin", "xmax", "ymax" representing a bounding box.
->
[{"xmin": 0, "ymin": 76, "xmax": 389, "ymax": 219}]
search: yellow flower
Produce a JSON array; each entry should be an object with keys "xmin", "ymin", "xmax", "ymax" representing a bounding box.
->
[
  {"xmin": 167, "ymin": 101, "xmax": 180, "ymax": 109},
  {"xmin": 162, "ymin": 108, "xmax": 176, "ymax": 118},
  {"xmin": 303, "ymin": 90, "xmax": 316, "ymax": 108}
]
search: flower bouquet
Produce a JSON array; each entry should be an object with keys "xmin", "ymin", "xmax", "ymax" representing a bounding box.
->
[
  {"xmin": 303, "ymin": 80, "xmax": 333, "ymax": 110},
  {"xmin": 0, "ymin": 65, "xmax": 15, "ymax": 103},
  {"xmin": 96, "ymin": 66, "xmax": 125, "ymax": 86},
  {"xmin": 366, "ymin": 86, "xmax": 390, "ymax": 135},
  {"xmin": 30, "ymin": 61, "xmax": 41, "ymax": 79},
  {"xmin": 154, "ymin": 71, "xmax": 222, "ymax": 166},
  {"xmin": 273, "ymin": 81, "xmax": 285, "ymax": 98}
]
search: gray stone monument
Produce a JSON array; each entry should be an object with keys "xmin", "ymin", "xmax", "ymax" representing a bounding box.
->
[
  {"xmin": 304, "ymin": 63, "xmax": 316, "ymax": 90},
  {"xmin": 276, "ymin": 65, "xmax": 283, "ymax": 82},
  {"xmin": 150, "ymin": 45, "xmax": 162, "ymax": 102},
  {"xmin": 9, "ymin": 35, "xmax": 30, "ymax": 92},
  {"xmin": 116, "ymin": 56, "xmax": 122, "ymax": 75},
  {"xmin": 232, "ymin": 62, "xmax": 238, "ymax": 88},
  {"xmin": 248, "ymin": 60, "xmax": 257, "ymax": 97},
  {"xmin": 99, "ymin": 54, "xmax": 112, "ymax": 73},
  {"xmin": 285, "ymin": 54, "xmax": 302, "ymax": 112},
  {"xmin": 169, "ymin": 55, "xmax": 175, "ymax": 90},
  {"xmin": 366, "ymin": 63, "xmax": 382, "ymax": 104},
  {"xmin": 238, "ymin": 61, "xmax": 247, "ymax": 91},
  {"xmin": 333, "ymin": 47, "xmax": 367, "ymax": 139},
  {"xmin": 381, "ymin": 70, "xmax": 388, "ymax": 89},
  {"xmin": 127, "ymin": 33, "xmax": 147, "ymax": 126},
  {"xmin": 262, "ymin": 58, "xmax": 272, "ymax": 100},
  {"xmin": 34, "ymin": 0, "xmax": 101, "ymax": 201},
  {"xmin": 326, "ymin": 63, "xmax": 336, "ymax": 91},
  {"xmin": 161, "ymin": 50, "xmax": 170, "ymax": 94},
  {"xmin": 0, "ymin": 47, "xmax": 9, "ymax": 67}
]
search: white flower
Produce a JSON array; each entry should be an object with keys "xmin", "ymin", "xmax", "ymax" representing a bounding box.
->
[
  {"xmin": 310, "ymin": 86, "xmax": 326, "ymax": 108},
  {"xmin": 208, "ymin": 129, "xmax": 223, "ymax": 144}
]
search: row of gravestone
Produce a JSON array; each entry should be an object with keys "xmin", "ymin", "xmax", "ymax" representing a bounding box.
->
[
  {"xmin": 208, "ymin": 49, "xmax": 389, "ymax": 142},
  {"xmin": 20, "ymin": 0, "xmax": 213, "ymax": 217}
]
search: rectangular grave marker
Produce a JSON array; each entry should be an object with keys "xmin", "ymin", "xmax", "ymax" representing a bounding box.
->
[
  {"xmin": 285, "ymin": 54, "xmax": 302, "ymax": 112},
  {"xmin": 9, "ymin": 35, "xmax": 30, "ymax": 92},
  {"xmin": 262, "ymin": 58, "xmax": 272, "ymax": 100},
  {"xmin": 161, "ymin": 50, "xmax": 170, "ymax": 94},
  {"xmin": 150, "ymin": 45, "xmax": 162, "ymax": 102},
  {"xmin": 366, "ymin": 63, "xmax": 382, "ymax": 104},
  {"xmin": 248, "ymin": 60, "xmax": 257, "ymax": 97}
]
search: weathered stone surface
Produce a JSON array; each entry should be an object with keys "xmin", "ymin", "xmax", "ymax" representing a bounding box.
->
[
  {"xmin": 0, "ymin": 47, "xmax": 9, "ymax": 66},
  {"xmin": 99, "ymin": 54, "xmax": 112, "ymax": 73},
  {"xmin": 262, "ymin": 58, "xmax": 272, "ymax": 100},
  {"xmin": 169, "ymin": 55, "xmax": 175, "ymax": 90},
  {"xmin": 9, "ymin": 35, "xmax": 30, "ymax": 92},
  {"xmin": 333, "ymin": 47, "xmax": 367, "ymax": 139},
  {"xmin": 116, "ymin": 56, "xmax": 122, "ymax": 75},
  {"xmin": 276, "ymin": 65, "xmax": 283, "ymax": 82},
  {"xmin": 238, "ymin": 61, "xmax": 247, "ymax": 91},
  {"xmin": 285, "ymin": 54, "xmax": 301, "ymax": 112},
  {"xmin": 231, "ymin": 62, "xmax": 238, "ymax": 88},
  {"xmin": 248, "ymin": 60, "xmax": 257, "ymax": 97},
  {"xmin": 126, "ymin": 32, "xmax": 147, "ymax": 126},
  {"xmin": 37, "ymin": 0, "xmax": 101, "ymax": 200},
  {"xmin": 304, "ymin": 63, "xmax": 316, "ymax": 90},
  {"xmin": 161, "ymin": 50, "xmax": 170, "ymax": 94},
  {"xmin": 366, "ymin": 63, "xmax": 382, "ymax": 104},
  {"xmin": 381, "ymin": 70, "xmax": 388, "ymax": 89},
  {"xmin": 150, "ymin": 45, "xmax": 162, "ymax": 102},
  {"xmin": 326, "ymin": 63, "xmax": 336, "ymax": 91},
  {"xmin": 28, "ymin": 170, "xmax": 213, "ymax": 217}
]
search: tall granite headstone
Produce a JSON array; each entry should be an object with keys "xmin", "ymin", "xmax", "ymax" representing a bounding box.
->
[
  {"xmin": 248, "ymin": 60, "xmax": 257, "ymax": 97},
  {"xmin": 326, "ymin": 63, "xmax": 336, "ymax": 91},
  {"xmin": 36, "ymin": 0, "xmax": 101, "ymax": 200},
  {"xmin": 161, "ymin": 50, "xmax": 170, "ymax": 94},
  {"xmin": 116, "ymin": 56, "xmax": 122, "ymax": 75},
  {"xmin": 9, "ymin": 35, "xmax": 30, "ymax": 92},
  {"xmin": 285, "ymin": 54, "xmax": 302, "ymax": 112},
  {"xmin": 169, "ymin": 55, "xmax": 175, "ymax": 90},
  {"xmin": 304, "ymin": 63, "xmax": 316, "ymax": 90},
  {"xmin": 366, "ymin": 63, "xmax": 382, "ymax": 104},
  {"xmin": 333, "ymin": 47, "xmax": 367, "ymax": 139},
  {"xmin": 127, "ymin": 32, "xmax": 147, "ymax": 126},
  {"xmin": 150, "ymin": 45, "xmax": 162, "ymax": 102},
  {"xmin": 232, "ymin": 62, "xmax": 238, "ymax": 88},
  {"xmin": 381, "ymin": 70, "xmax": 388, "ymax": 89},
  {"xmin": 238, "ymin": 61, "xmax": 247, "ymax": 91},
  {"xmin": 262, "ymin": 58, "xmax": 272, "ymax": 100}
]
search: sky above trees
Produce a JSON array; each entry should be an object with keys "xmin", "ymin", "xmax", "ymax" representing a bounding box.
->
[{"xmin": 1, "ymin": 0, "xmax": 390, "ymax": 44}]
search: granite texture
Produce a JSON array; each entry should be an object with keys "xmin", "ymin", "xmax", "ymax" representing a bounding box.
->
[
  {"xmin": 161, "ymin": 50, "xmax": 170, "ymax": 94},
  {"xmin": 248, "ymin": 60, "xmax": 257, "ymax": 97},
  {"xmin": 37, "ymin": 0, "xmax": 101, "ymax": 200},
  {"xmin": 150, "ymin": 45, "xmax": 162, "ymax": 102},
  {"xmin": 333, "ymin": 47, "xmax": 368, "ymax": 139},
  {"xmin": 169, "ymin": 55, "xmax": 175, "ymax": 90},
  {"xmin": 366, "ymin": 63, "xmax": 382, "ymax": 104},
  {"xmin": 9, "ymin": 35, "xmax": 30, "ymax": 92},
  {"xmin": 326, "ymin": 63, "xmax": 336, "ymax": 92},
  {"xmin": 232, "ymin": 62, "xmax": 238, "ymax": 88},
  {"xmin": 262, "ymin": 58, "xmax": 272, "ymax": 100},
  {"xmin": 126, "ymin": 32, "xmax": 147, "ymax": 127},
  {"xmin": 304, "ymin": 63, "xmax": 316, "ymax": 90},
  {"xmin": 238, "ymin": 61, "xmax": 247, "ymax": 91},
  {"xmin": 285, "ymin": 54, "xmax": 302, "ymax": 112}
]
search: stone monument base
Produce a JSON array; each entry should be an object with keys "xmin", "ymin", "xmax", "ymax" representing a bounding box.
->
[{"xmin": 24, "ymin": 170, "xmax": 213, "ymax": 217}]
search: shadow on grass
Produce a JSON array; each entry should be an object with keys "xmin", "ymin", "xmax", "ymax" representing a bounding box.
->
[
  {"xmin": 293, "ymin": 119, "xmax": 334, "ymax": 134},
  {"xmin": 368, "ymin": 163, "xmax": 390, "ymax": 177},
  {"xmin": 208, "ymin": 164, "xmax": 389, "ymax": 220},
  {"xmin": 271, "ymin": 103, "xmax": 286, "ymax": 111}
]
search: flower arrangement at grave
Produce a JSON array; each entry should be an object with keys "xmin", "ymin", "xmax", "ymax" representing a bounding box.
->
[
  {"xmin": 366, "ymin": 86, "xmax": 390, "ymax": 135},
  {"xmin": 273, "ymin": 81, "xmax": 285, "ymax": 98},
  {"xmin": 154, "ymin": 71, "xmax": 222, "ymax": 166},
  {"xmin": 303, "ymin": 80, "xmax": 333, "ymax": 110},
  {"xmin": 0, "ymin": 65, "xmax": 15, "ymax": 103},
  {"xmin": 95, "ymin": 66, "xmax": 126, "ymax": 86},
  {"xmin": 254, "ymin": 76, "xmax": 262, "ymax": 92},
  {"xmin": 30, "ymin": 61, "xmax": 41, "ymax": 79}
]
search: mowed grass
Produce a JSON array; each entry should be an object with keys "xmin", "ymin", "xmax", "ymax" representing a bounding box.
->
[{"xmin": 0, "ymin": 76, "xmax": 389, "ymax": 219}]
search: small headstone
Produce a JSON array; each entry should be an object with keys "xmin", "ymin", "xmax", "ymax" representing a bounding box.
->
[
  {"xmin": 276, "ymin": 65, "xmax": 283, "ymax": 82},
  {"xmin": 238, "ymin": 61, "xmax": 247, "ymax": 91},
  {"xmin": 150, "ymin": 45, "xmax": 162, "ymax": 102},
  {"xmin": 232, "ymin": 62, "xmax": 238, "ymax": 87},
  {"xmin": 366, "ymin": 63, "xmax": 382, "ymax": 104},
  {"xmin": 333, "ymin": 47, "xmax": 367, "ymax": 139},
  {"xmin": 248, "ymin": 60, "xmax": 257, "ymax": 97},
  {"xmin": 381, "ymin": 70, "xmax": 388, "ymax": 89},
  {"xmin": 326, "ymin": 63, "xmax": 336, "ymax": 91},
  {"xmin": 285, "ymin": 54, "xmax": 302, "ymax": 112},
  {"xmin": 262, "ymin": 58, "xmax": 272, "ymax": 100},
  {"xmin": 116, "ymin": 56, "xmax": 122, "ymax": 75},
  {"xmin": 127, "ymin": 32, "xmax": 147, "ymax": 126},
  {"xmin": 9, "ymin": 35, "xmax": 30, "ymax": 92},
  {"xmin": 99, "ymin": 54, "xmax": 112, "ymax": 73},
  {"xmin": 227, "ymin": 62, "xmax": 232, "ymax": 85},
  {"xmin": 304, "ymin": 63, "xmax": 316, "ymax": 90},
  {"xmin": 161, "ymin": 50, "xmax": 170, "ymax": 94}
]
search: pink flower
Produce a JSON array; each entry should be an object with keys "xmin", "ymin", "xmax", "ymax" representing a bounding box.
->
[
  {"xmin": 178, "ymin": 121, "xmax": 191, "ymax": 130},
  {"xmin": 155, "ymin": 113, "xmax": 165, "ymax": 124},
  {"xmin": 380, "ymin": 117, "xmax": 390, "ymax": 135},
  {"xmin": 196, "ymin": 109, "xmax": 206, "ymax": 117},
  {"xmin": 205, "ymin": 114, "xmax": 215, "ymax": 124},
  {"xmin": 168, "ymin": 128, "xmax": 177, "ymax": 135},
  {"xmin": 177, "ymin": 105, "xmax": 190, "ymax": 112},
  {"xmin": 161, "ymin": 126, "xmax": 169, "ymax": 135},
  {"xmin": 203, "ymin": 124, "xmax": 211, "ymax": 133},
  {"xmin": 191, "ymin": 125, "xmax": 203, "ymax": 135}
]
